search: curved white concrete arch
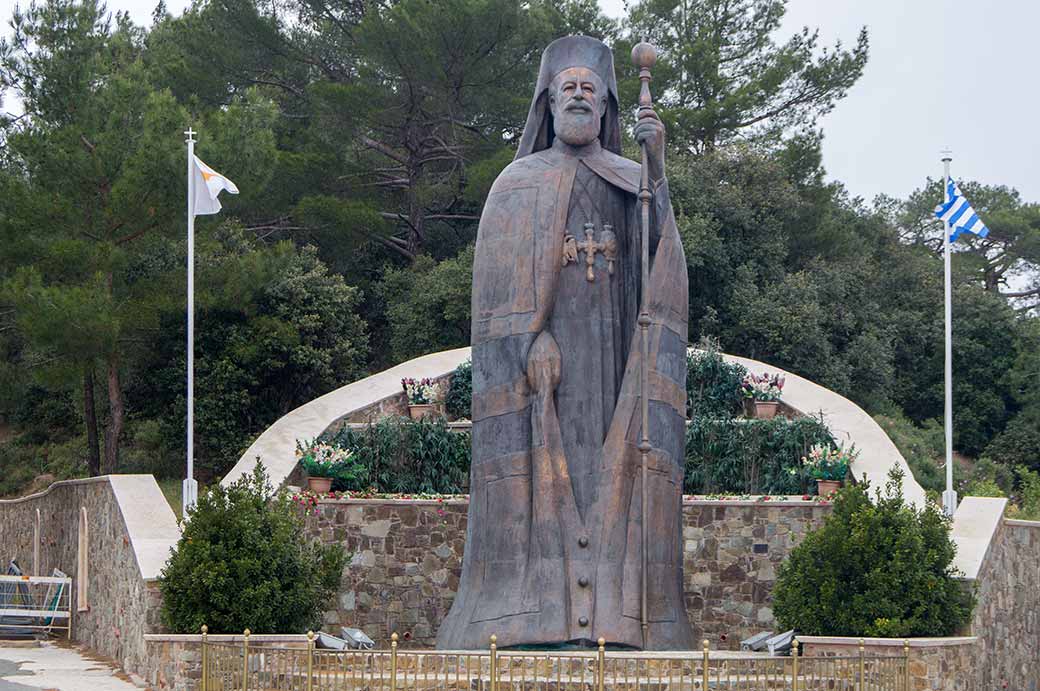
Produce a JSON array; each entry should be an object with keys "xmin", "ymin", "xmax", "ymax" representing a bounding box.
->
[{"xmin": 223, "ymin": 347, "xmax": 924, "ymax": 507}]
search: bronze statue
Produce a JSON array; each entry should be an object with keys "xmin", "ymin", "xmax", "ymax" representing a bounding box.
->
[{"xmin": 436, "ymin": 35, "xmax": 692, "ymax": 651}]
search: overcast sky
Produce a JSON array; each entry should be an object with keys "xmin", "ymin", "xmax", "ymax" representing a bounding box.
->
[{"xmin": 2, "ymin": 0, "xmax": 1037, "ymax": 205}]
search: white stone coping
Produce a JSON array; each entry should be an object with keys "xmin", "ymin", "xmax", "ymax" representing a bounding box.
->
[
  {"xmin": 144, "ymin": 634, "xmax": 310, "ymax": 643},
  {"xmin": 721, "ymin": 354, "xmax": 925, "ymax": 509},
  {"xmin": 796, "ymin": 636, "xmax": 977, "ymax": 648},
  {"xmin": 223, "ymin": 347, "xmax": 471, "ymax": 488},
  {"xmin": 1004, "ymin": 518, "xmax": 1040, "ymax": 528},
  {"xmin": 228, "ymin": 347, "xmax": 924, "ymax": 511},
  {"xmin": 949, "ymin": 496, "xmax": 1008, "ymax": 580},
  {"xmin": 0, "ymin": 475, "xmax": 180, "ymax": 582},
  {"xmin": 302, "ymin": 496, "xmax": 832, "ymax": 508}
]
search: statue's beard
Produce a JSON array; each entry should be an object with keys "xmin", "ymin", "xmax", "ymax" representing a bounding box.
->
[{"xmin": 553, "ymin": 108, "xmax": 601, "ymax": 147}]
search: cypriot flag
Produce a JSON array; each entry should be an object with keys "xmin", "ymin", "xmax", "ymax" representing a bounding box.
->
[{"xmin": 191, "ymin": 155, "xmax": 239, "ymax": 216}]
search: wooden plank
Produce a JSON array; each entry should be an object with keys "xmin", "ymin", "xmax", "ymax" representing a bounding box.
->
[
  {"xmin": 0, "ymin": 575, "xmax": 72, "ymax": 585},
  {"xmin": 0, "ymin": 608, "xmax": 70, "ymax": 619}
]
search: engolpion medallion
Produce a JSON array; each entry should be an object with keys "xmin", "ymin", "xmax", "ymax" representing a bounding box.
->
[{"xmin": 435, "ymin": 36, "xmax": 692, "ymax": 651}]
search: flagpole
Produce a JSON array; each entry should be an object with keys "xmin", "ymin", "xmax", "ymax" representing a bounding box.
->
[
  {"xmin": 183, "ymin": 128, "xmax": 199, "ymax": 517},
  {"xmin": 941, "ymin": 150, "xmax": 957, "ymax": 517}
]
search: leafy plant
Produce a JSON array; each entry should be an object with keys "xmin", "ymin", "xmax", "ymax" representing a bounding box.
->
[
  {"xmin": 1008, "ymin": 465, "xmax": 1040, "ymax": 520},
  {"xmin": 772, "ymin": 468, "xmax": 975, "ymax": 637},
  {"xmin": 159, "ymin": 462, "xmax": 346, "ymax": 634},
  {"xmin": 686, "ymin": 344, "xmax": 747, "ymax": 418},
  {"xmin": 445, "ymin": 359, "xmax": 473, "ymax": 420},
  {"xmin": 801, "ymin": 443, "xmax": 856, "ymax": 481},
  {"xmin": 295, "ymin": 440, "xmax": 361, "ymax": 480},
  {"xmin": 684, "ymin": 415, "xmax": 834, "ymax": 495},
  {"xmin": 326, "ymin": 417, "xmax": 469, "ymax": 494},
  {"xmin": 741, "ymin": 371, "xmax": 786, "ymax": 402},
  {"xmin": 402, "ymin": 377, "xmax": 438, "ymax": 405}
]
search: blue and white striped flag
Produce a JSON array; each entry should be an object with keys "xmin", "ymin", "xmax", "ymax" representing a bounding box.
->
[{"xmin": 934, "ymin": 178, "xmax": 989, "ymax": 242}]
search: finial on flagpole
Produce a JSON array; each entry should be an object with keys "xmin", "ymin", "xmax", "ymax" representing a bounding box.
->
[
  {"xmin": 184, "ymin": 127, "xmax": 197, "ymax": 143},
  {"xmin": 940, "ymin": 147, "xmax": 952, "ymax": 162}
]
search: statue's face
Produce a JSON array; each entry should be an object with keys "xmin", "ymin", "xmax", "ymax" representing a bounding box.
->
[{"xmin": 549, "ymin": 67, "xmax": 607, "ymax": 147}]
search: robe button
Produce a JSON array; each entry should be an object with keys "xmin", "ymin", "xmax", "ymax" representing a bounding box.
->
[
  {"xmin": 578, "ymin": 616, "xmax": 589, "ymax": 627},
  {"xmin": 578, "ymin": 576, "xmax": 589, "ymax": 587},
  {"xmin": 578, "ymin": 536, "xmax": 589, "ymax": 548}
]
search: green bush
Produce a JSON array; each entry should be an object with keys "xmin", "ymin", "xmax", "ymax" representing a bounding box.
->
[
  {"xmin": 772, "ymin": 468, "xmax": 975, "ymax": 637},
  {"xmin": 982, "ymin": 408, "xmax": 1040, "ymax": 475},
  {"xmin": 327, "ymin": 417, "xmax": 469, "ymax": 493},
  {"xmin": 445, "ymin": 359, "xmax": 472, "ymax": 420},
  {"xmin": 960, "ymin": 457, "xmax": 1015, "ymax": 497},
  {"xmin": 684, "ymin": 416, "xmax": 834, "ymax": 495},
  {"xmin": 159, "ymin": 462, "xmax": 346, "ymax": 634},
  {"xmin": 686, "ymin": 343, "xmax": 747, "ymax": 418},
  {"xmin": 1009, "ymin": 465, "xmax": 1040, "ymax": 520},
  {"xmin": 874, "ymin": 414, "xmax": 945, "ymax": 494}
]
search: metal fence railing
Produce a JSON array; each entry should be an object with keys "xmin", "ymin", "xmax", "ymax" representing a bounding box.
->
[{"xmin": 200, "ymin": 629, "xmax": 910, "ymax": 691}]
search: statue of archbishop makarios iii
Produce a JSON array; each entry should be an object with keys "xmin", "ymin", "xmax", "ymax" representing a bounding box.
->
[{"xmin": 436, "ymin": 35, "xmax": 692, "ymax": 650}]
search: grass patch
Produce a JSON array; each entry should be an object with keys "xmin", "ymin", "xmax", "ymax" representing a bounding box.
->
[{"xmin": 157, "ymin": 478, "xmax": 184, "ymax": 520}]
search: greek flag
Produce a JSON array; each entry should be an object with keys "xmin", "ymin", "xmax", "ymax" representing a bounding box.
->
[{"xmin": 934, "ymin": 178, "xmax": 989, "ymax": 242}]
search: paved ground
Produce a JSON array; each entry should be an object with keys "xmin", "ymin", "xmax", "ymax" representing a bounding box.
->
[{"xmin": 0, "ymin": 642, "xmax": 140, "ymax": 691}]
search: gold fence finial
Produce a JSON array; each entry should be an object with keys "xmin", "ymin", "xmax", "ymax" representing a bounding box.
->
[
  {"xmin": 701, "ymin": 640, "xmax": 710, "ymax": 689},
  {"xmin": 791, "ymin": 638, "xmax": 800, "ymax": 691}
]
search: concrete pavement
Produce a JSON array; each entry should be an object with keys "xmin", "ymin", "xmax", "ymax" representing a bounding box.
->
[{"xmin": 0, "ymin": 642, "xmax": 141, "ymax": 691}]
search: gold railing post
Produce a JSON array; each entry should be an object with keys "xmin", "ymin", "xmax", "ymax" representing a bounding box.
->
[
  {"xmin": 701, "ymin": 639, "xmax": 709, "ymax": 690},
  {"xmin": 791, "ymin": 638, "xmax": 799, "ymax": 691},
  {"xmin": 306, "ymin": 631, "xmax": 315, "ymax": 691},
  {"xmin": 390, "ymin": 632, "xmax": 399, "ymax": 691},
  {"xmin": 903, "ymin": 639, "xmax": 911, "ymax": 691},
  {"xmin": 242, "ymin": 629, "xmax": 251, "ymax": 691},
  {"xmin": 201, "ymin": 625, "xmax": 209, "ymax": 691},
  {"xmin": 489, "ymin": 635, "xmax": 498, "ymax": 691},
  {"xmin": 858, "ymin": 638, "xmax": 865, "ymax": 691},
  {"xmin": 597, "ymin": 638, "xmax": 606, "ymax": 691}
]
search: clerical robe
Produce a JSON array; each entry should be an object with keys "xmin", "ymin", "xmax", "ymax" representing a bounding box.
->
[{"xmin": 436, "ymin": 139, "xmax": 692, "ymax": 650}]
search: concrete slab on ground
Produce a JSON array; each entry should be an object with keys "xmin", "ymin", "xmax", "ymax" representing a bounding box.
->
[{"xmin": 0, "ymin": 641, "xmax": 140, "ymax": 691}]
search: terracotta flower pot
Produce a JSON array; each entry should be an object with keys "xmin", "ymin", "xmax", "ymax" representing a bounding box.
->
[
  {"xmin": 817, "ymin": 479, "xmax": 842, "ymax": 497},
  {"xmin": 408, "ymin": 403, "xmax": 439, "ymax": 420},
  {"xmin": 753, "ymin": 400, "xmax": 780, "ymax": 419},
  {"xmin": 307, "ymin": 476, "xmax": 333, "ymax": 494}
]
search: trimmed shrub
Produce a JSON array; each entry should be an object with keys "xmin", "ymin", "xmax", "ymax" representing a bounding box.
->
[
  {"xmin": 445, "ymin": 359, "xmax": 472, "ymax": 420},
  {"xmin": 772, "ymin": 468, "xmax": 974, "ymax": 637},
  {"xmin": 684, "ymin": 416, "xmax": 834, "ymax": 495},
  {"xmin": 159, "ymin": 462, "xmax": 346, "ymax": 634}
]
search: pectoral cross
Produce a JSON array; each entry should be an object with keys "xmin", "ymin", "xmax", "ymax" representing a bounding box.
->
[{"xmin": 562, "ymin": 222, "xmax": 618, "ymax": 282}]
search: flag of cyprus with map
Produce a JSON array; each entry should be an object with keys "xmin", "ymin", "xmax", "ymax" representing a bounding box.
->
[{"xmin": 191, "ymin": 155, "xmax": 239, "ymax": 216}]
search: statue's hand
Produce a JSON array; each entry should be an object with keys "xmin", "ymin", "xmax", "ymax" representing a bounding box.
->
[{"xmin": 634, "ymin": 113, "xmax": 665, "ymax": 182}]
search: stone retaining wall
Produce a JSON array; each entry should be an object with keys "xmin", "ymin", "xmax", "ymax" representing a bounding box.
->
[
  {"xmin": 0, "ymin": 475, "xmax": 179, "ymax": 678},
  {"xmin": 144, "ymin": 634, "xmax": 309, "ymax": 691},
  {"xmin": 799, "ymin": 637, "xmax": 978, "ymax": 691},
  {"xmin": 971, "ymin": 518, "xmax": 1040, "ymax": 691},
  {"xmin": 301, "ymin": 497, "xmax": 831, "ymax": 649}
]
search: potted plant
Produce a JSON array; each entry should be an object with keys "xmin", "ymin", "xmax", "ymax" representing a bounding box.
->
[
  {"xmin": 402, "ymin": 377, "xmax": 441, "ymax": 419},
  {"xmin": 802, "ymin": 443, "xmax": 857, "ymax": 496},
  {"xmin": 296, "ymin": 441, "xmax": 353, "ymax": 493},
  {"xmin": 741, "ymin": 372, "xmax": 785, "ymax": 418}
]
